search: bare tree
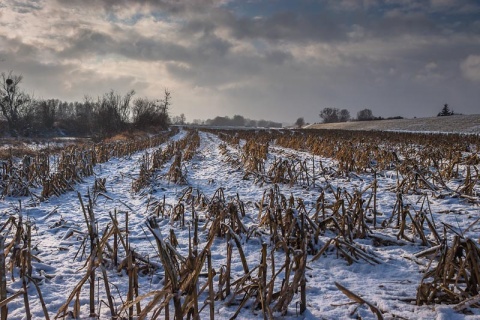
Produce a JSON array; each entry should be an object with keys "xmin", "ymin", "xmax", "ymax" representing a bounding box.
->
[
  {"xmin": 178, "ymin": 113, "xmax": 186, "ymax": 125},
  {"xmin": 94, "ymin": 90, "xmax": 135, "ymax": 137},
  {"xmin": 0, "ymin": 72, "xmax": 32, "ymax": 135},
  {"xmin": 132, "ymin": 89, "xmax": 171, "ymax": 129},
  {"xmin": 172, "ymin": 113, "xmax": 186, "ymax": 125},
  {"xmin": 160, "ymin": 89, "xmax": 171, "ymax": 115},
  {"xmin": 75, "ymin": 97, "xmax": 95, "ymax": 135},
  {"xmin": 319, "ymin": 107, "xmax": 340, "ymax": 123},
  {"xmin": 133, "ymin": 97, "xmax": 155, "ymax": 126},
  {"xmin": 339, "ymin": 109, "xmax": 350, "ymax": 122},
  {"xmin": 39, "ymin": 99, "xmax": 58, "ymax": 129},
  {"xmin": 232, "ymin": 114, "xmax": 245, "ymax": 126},
  {"xmin": 295, "ymin": 117, "xmax": 305, "ymax": 128},
  {"xmin": 357, "ymin": 108, "xmax": 374, "ymax": 121}
]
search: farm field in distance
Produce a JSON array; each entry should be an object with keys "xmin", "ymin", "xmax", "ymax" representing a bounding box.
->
[
  {"xmin": 1, "ymin": 126, "xmax": 480, "ymax": 319},
  {"xmin": 306, "ymin": 114, "xmax": 480, "ymax": 134}
]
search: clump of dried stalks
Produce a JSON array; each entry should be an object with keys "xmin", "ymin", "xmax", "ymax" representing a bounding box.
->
[
  {"xmin": 417, "ymin": 235, "xmax": 480, "ymax": 308},
  {"xmin": 2, "ymin": 127, "xmax": 479, "ymax": 318},
  {"xmin": 132, "ymin": 130, "xmax": 200, "ymax": 191},
  {"xmin": 1, "ymin": 129, "xmax": 178, "ymax": 200},
  {"xmin": 165, "ymin": 130, "xmax": 200, "ymax": 185},
  {"xmin": 241, "ymin": 139, "xmax": 268, "ymax": 183},
  {"xmin": 166, "ymin": 150, "xmax": 187, "ymax": 185},
  {"xmin": 1, "ymin": 202, "xmax": 50, "ymax": 320},
  {"xmin": 55, "ymin": 192, "xmax": 160, "ymax": 319}
]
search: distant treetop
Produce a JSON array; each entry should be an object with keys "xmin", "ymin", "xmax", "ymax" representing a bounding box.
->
[{"xmin": 438, "ymin": 104, "xmax": 454, "ymax": 117}]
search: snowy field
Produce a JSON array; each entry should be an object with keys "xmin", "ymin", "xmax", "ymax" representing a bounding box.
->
[
  {"xmin": 307, "ymin": 114, "xmax": 480, "ymax": 135},
  {"xmin": 1, "ymin": 128, "xmax": 479, "ymax": 319}
]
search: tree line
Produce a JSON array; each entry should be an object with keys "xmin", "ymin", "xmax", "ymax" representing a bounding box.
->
[
  {"xmin": 294, "ymin": 108, "xmax": 386, "ymax": 127},
  {"xmin": 0, "ymin": 72, "xmax": 171, "ymax": 138},
  {"xmin": 196, "ymin": 115, "xmax": 282, "ymax": 128},
  {"xmin": 310, "ymin": 104, "xmax": 457, "ymax": 126},
  {"xmin": 317, "ymin": 107, "xmax": 403, "ymax": 124}
]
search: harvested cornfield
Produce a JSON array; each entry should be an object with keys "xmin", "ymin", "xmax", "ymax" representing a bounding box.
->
[{"xmin": 0, "ymin": 127, "xmax": 479, "ymax": 319}]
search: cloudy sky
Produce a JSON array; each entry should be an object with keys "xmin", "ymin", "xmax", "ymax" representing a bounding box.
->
[{"xmin": 1, "ymin": 0, "xmax": 479, "ymax": 123}]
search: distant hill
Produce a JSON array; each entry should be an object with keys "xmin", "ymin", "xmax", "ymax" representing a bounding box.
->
[{"xmin": 305, "ymin": 114, "xmax": 480, "ymax": 134}]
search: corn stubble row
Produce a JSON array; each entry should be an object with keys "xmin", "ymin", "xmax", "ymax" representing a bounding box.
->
[
  {"xmin": 0, "ymin": 129, "xmax": 178, "ymax": 199},
  {"xmin": 209, "ymin": 128, "xmax": 480, "ymax": 315},
  {"xmin": 1, "ymin": 127, "xmax": 480, "ymax": 319}
]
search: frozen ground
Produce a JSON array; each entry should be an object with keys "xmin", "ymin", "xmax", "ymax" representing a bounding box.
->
[
  {"xmin": 306, "ymin": 114, "xmax": 480, "ymax": 134},
  {"xmin": 0, "ymin": 129, "xmax": 479, "ymax": 319}
]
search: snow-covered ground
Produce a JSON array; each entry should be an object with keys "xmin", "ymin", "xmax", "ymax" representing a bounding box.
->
[
  {"xmin": 0, "ymin": 129, "xmax": 479, "ymax": 319},
  {"xmin": 306, "ymin": 114, "xmax": 480, "ymax": 134}
]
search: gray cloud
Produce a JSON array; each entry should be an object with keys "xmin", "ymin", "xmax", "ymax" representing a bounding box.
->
[
  {"xmin": 264, "ymin": 50, "xmax": 293, "ymax": 65},
  {"xmin": 124, "ymin": 37, "xmax": 193, "ymax": 62},
  {"xmin": 0, "ymin": 34, "xmax": 140, "ymax": 102},
  {"xmin": 0, "ymin": 35, "xmax": 41, "ymax": 62},
  {"xmin": 57, "ymin": 25, "xmax": 235, "ymax": 66},
  {"xmin": 461, "ymin": 55, "xmax": 480, "ymax": 81},
  {"xmin": 58, "ymin": 29, "xmax": 117, "ymax": 58},
  {"xmin": 224, "ymin": 11, "xmax": 349, "ymax": 43},
  {"xmin": 53, "ymin": 0, "xmax": 225, "ymax": 15},
  {"xmin": 0, "ymin": 0, "xmax": 479, "ymax": 123},
  {"xmin": 11, "ymin": 0, "xmax": 43, "ymax": 13}
]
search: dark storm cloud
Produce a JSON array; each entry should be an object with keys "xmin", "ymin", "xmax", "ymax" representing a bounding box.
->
[
  {"xmin": 264, "ymin": 50, "xmax": 293, "ymax": 65},
  {"xmin": 11, "ymin": 0, "xmax": 43, "ymax": 13},
  {"xmin": 57, "ymin": 26, "xmax": 234, "ymax": 65},
  {"xmin": 56, "ymin": 27, "xmax": 187, "ymax": 62},
  {"xmin": 53, "ymin": 0, "xmax": 223, "ymax": 14},
  {"xmin": 192, "ymin": 0, "xmax": 478, "ymax": 46},
  {"xmin": 54, "ymin": 0, "xmax": 349, "ymax": 44},
  {"xmin": 367, "ymin": 13, "xmax": 439, "ymax": 38},
  {"xmin": 0, "ymin": 35, "xmax": 40, "ymax": 61},
  {"xmin": 366, "ymin": 11, "xmax": 480, "ymax": 40},
  {"xmin": 123, "ymin": 37, "xmax": 193, "ymax": 62},
  {"xmin": 164, "ymin": 37, "xmax": 292, "ymax": 87},
  {"xmin": 2, "ymin": 0, "xmax": 480, "ymax": 122},
  {"xmin": 58, "ymin": 29, "xmax": 117, "ymax": 58},
  {"xmin": 0, "ymin": 34, "xmax": 139, "ymax": 102},
  {"xmin": 174, "ymin": 0, "xmax": 478, "ymax": 50},
  {"xmin": 165, "ymin": 51, "xmax": 261, "ymax": 87},
  {"xmin": 193, "ymin": 33, "xmax": 232, "ymax": 60},
  {"xmin": 223, "ymin": 11, "xmax": 349, "ymax": 43}
]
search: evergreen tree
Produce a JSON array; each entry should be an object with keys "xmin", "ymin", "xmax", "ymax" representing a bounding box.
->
[{"xmin": 437, "ymin": 104, "xmax": 454, "ymax": 116}]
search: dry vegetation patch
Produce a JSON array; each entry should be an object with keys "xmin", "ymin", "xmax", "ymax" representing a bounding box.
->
[{"xmin": 1, "ymin": 127, "xmax": 479, "ymax": 319}]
